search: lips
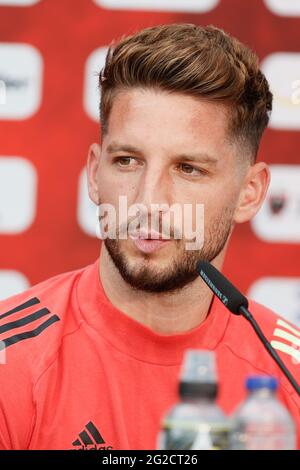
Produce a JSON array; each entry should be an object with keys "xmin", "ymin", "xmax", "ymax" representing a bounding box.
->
[
  {"xmin": 131, "ymin": 237, "xmax": 171, "ymax": 253},
  {"xmin": 129, "ymin": 231, "xmax": 171, "ymax": 253}
]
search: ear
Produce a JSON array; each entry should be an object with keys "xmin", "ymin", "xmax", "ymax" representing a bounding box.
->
[
  {"xmin": 87, "ymin": 143, "xmax": 101, "ymax": 205},
  {"xmin": 233, "ymin": 162, "xmax": 270, "ymax": 224}
]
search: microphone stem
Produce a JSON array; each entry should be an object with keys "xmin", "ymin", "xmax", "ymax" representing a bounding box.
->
[{"xmin": 239, "ymin": 306, "xmax": 300, "ymax": 396}]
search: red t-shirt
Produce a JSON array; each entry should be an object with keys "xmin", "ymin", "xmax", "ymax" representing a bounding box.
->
[{"xmin": 0, "ymin": 257, "xmax": 299, "ymax": 450}]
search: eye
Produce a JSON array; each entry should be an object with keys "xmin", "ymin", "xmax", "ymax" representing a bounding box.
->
[
  {"xmin": 178, "ymin": 163, "xmax": 203, "ymax": 176},
  {"xmin": 113, "ymin": 156, "xmax": 138, "ymax": 167}
]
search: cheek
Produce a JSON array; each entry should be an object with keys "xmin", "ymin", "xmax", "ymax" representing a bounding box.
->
[
  {"xmin": 203, "ymin": 194, "xmax": 236, "ymax": 235},
  {"xmin": 97, "ymin": 171, "xmax": 138, "ymax": 206}
]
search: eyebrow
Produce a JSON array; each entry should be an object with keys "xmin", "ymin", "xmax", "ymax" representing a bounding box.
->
[
  {"xmin": 106, "ymin": 142, "xmax": 218, "ymax": 166},
  {"xmin": 106, "ymin": 142, "xmax": 143, "ymax": 156},
  {"xmin": 175, "ymin": 153, "xmax": 218, "ymax": 166}
]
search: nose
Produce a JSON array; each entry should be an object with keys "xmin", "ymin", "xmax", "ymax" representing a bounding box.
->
[
  {"xmin": 135, "ymin": 161, "xmax": 171, "ymax": 214},
  {"xmin": 130, "ymin": 161, "xmax": 172, "ymax": 234}
]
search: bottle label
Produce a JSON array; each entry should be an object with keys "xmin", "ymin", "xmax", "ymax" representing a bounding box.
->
[{"xmin": 159, "ymin": 419, "xmax": 230, "ymax": 450}]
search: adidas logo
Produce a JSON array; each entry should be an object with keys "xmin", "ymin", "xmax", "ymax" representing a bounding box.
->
[
  {"xmin": 72, "ymin": 421, "xmax": 113, "ymax": 450},
  {"xmin": 0, "ymin": 297, "xmax": 60, "ymax": 356},
  {"xmin": 271, "ymin": 318, "xmax": 300, "ymax": 365}
]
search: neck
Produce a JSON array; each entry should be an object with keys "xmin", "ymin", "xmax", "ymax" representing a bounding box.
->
[{"xmin": 99, "ymin": 244, "xmax": 226, "ymax": 335}]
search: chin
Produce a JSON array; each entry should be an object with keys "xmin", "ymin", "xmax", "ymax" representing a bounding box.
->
[{"xmin": 125, "ymin": 253, "xmax": 169, "ymax": 274}]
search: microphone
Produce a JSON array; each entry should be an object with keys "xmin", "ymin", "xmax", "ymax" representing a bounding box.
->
[{"xmin": 197, "ymin": 261, "xmax": 300, "ymax": 397}]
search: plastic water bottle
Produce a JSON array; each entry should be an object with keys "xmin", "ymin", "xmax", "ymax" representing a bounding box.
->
[
  {"xmin": 230, "ymin": 375, "xmax": 296, "ymax": 450},
  {"xmin": 157, "ymin": 350, "xmax": 231, "ymax": 450}
]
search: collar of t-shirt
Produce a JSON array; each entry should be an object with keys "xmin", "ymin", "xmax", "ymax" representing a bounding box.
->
[{"xmin": 76, "ymin": 258, "xmax": 231, "ymax": 366}]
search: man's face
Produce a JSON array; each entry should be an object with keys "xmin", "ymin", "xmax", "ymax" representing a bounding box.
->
[{"xmin": 92, "ymin": 88, "xmax": 245, "ymax": 293}]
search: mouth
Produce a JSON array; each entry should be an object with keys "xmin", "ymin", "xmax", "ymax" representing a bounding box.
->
[{"xmin": 129, "ymin": 231, "xmax": 171, "ymax": 254}]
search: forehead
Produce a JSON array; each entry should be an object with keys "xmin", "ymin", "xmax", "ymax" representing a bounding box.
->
[{"xmin": 104, "ymin": 88, "xmax": 231, "ymax": 158}]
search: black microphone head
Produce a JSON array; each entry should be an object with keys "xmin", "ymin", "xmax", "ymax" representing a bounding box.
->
[{"xmin": 196, "ymin": 261, "xmax": 248, "ymax": 315}]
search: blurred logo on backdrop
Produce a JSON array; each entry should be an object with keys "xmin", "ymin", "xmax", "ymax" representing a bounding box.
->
[
  {"xmin": 264, "ymin": 0, "xmax": 300, "ymax": 16},
  {"xmin": 261, "ymin": 53, "xmax": 300, "ymax": 129},
  {"xmin": 77, "ymin": 168, "xmax": 97, "ymax": 237},
  {"xmin": 94, "ymin": 0, "xmax": 219, "ymax": 13},
  {"xmin": 0, "ymin": 271, "xmax": 29, "ymax": 301},
  {"xmin": 0, "ymin": 157, "xmax": 37, "ymax": 234},
  {"xmin": 0, "ymin": 0, "xmax": 39, "ymax": 4},
  {"xmin": 84, "ymin": 47, "xmax": 108, "ymax": 123},
  {"xmin": 249, "ymin": 278, "xmax": 300, "ymax": 328},
  {"xmin": 0, "ymin": 43, "xmax": 43, "ymax": 119},
  {"xmin": 251, "ymin": 165, "xmax": 300, "ymax": 243}
]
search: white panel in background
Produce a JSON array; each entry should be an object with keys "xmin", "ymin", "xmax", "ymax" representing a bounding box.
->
[
  {"xmin": 94, "ymin": 0, "xmax": 219, "ymax": 12},
  {"xmin": 0, "ymin": 270, "xmax": 30, "ymax": 301},
  {"xmin": 77, "ymin": 168, "xmax": 98, "ymax": 237},
  {"xmin": 83, "ymin": 47, "xmax": 108, "ymax": 122},
  {"xmin": 0, "ymin": 0, "xmax": 39, "ymax": 4},
  {"xmin": 261, "ymin": 53, "xmax": 300, "ymax": 129},
  {"xmin": 251, "ymin": 165, "xmax": 300, "ymax": 243},
  {"xmin": 264, "ymin": 0, "xmax": 300, "ymax": 16},
  {"xmin": 0, "ymin": 157, "xmax": 37, "ymax": 233},
  {"xmin": 0, "ymin": 43, "xmax": 43, "ymax": 119},
  {"xmin": 249, "ymin": 278, "xmax": 300, "ymax": 327}
]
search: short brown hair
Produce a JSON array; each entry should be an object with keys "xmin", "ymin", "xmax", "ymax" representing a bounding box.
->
[{"xmin": 99, "ymin": 23, "xmax": 272, "ymax": 161}]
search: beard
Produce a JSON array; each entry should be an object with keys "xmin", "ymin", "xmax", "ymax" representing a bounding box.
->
[{"xmin": 102, "ymin": 206, "xmax": 234, "ymax": 294}]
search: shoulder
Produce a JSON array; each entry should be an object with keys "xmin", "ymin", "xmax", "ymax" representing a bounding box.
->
[
  {"xmin": 0, "ymin": 264, "xmax": 88, "ymax": 378},
  {"xmin": 0, "ymin": 263, "xmax": 94, "ymax": 449},
  {"xmin": 248, "ymin": 299, "xmax": 300, "ymax": 352},
  {"xmin": 225, "ymin": 297, "xmax": 300, "ymax": 350},
  {"xmin": 223, "ymin": 298, "xmax": 300, "ymax": 394}
]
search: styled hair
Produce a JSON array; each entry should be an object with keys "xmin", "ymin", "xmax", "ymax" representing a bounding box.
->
[{"xmin": 99, "ymin": 23, "xmax": 273, "ymax": 161}]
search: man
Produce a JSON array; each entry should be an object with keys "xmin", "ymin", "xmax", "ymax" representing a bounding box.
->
[{"xmin": 0, "ymin": 23, "xmax": 299, "ymax": 450}]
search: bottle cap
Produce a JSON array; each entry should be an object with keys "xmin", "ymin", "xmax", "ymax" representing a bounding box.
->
[
  {"xmin": 246, "ymin": 375, "xmax": 278, "ymax": 392},
  {"xmin": 179, "ymin": 350, "xmax": 218, "ymax": 399}
]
